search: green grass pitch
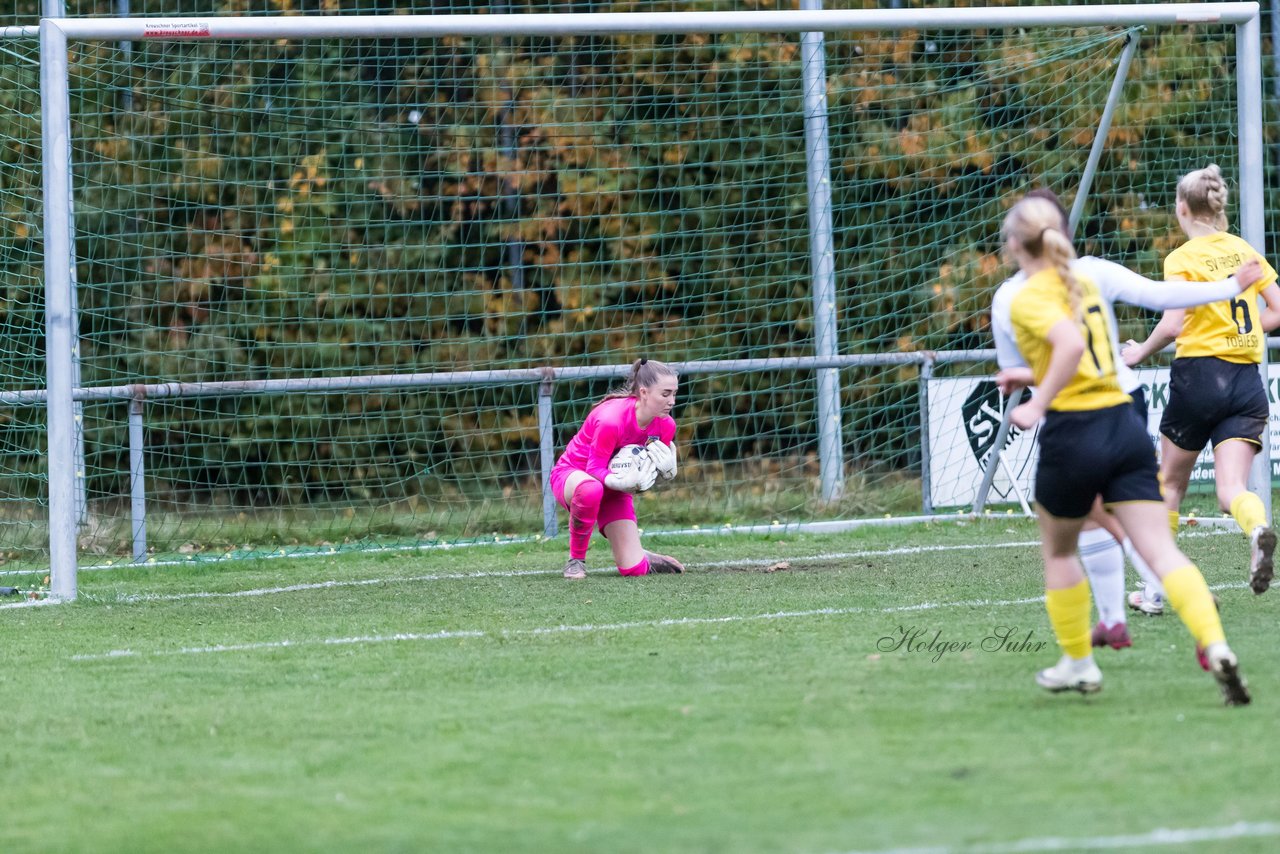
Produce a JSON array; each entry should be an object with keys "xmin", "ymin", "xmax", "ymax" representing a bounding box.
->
[{"xmin": 2, "ymin": 518, "xmax": 1276, "ymax": 853}]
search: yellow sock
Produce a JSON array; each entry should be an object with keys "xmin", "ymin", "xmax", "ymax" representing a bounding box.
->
[
  {"xmin": 1168, "ymin": 510, "xmax": 1180, "ymax": 537},
  {"xmin": 1229, "ymin": 492, "xmax": 1267, "ymax": 537},
  {"xmin": 1163, "ymin": 565, "xmax": 1226, "ymax": 649},
  {"xmin": 1045, "ymin": 579, "xmax": 1092, "ymax": 660}
]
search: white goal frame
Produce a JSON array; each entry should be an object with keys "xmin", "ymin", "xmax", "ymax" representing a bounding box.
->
[{"xmin": 37, "ymin": 4, "xmax": 1267, "ymax": 599}]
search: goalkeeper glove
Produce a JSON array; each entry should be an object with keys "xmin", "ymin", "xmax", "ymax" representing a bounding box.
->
[
  {"xmin": 647, "ymin": 439, "xmax": 677, "ymax": 481},
  {"xmin": 636, "ymin": 453, "xmax": 658, "ymax": 492}
]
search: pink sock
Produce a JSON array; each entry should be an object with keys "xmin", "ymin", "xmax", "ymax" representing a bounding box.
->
[
  {"xmin": 619, "ymin": 556, "xmax": 650, "ymax": 577},
  {"xmin": 568, "ymin": 480, "xmax": 603, "ymax": 560}
]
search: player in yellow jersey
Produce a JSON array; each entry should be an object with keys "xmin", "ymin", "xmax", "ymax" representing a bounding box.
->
[
  {"xmin": 1123, "ymin": 164, "xmax": 1280, "ymax": 599},
  {"xmin": 992, "ymin": 188, "xmax": 1260, "ymax": 650},
  {"xmin": 997, "ymin": 195, "xmax": 1250, "ymax": 705}
]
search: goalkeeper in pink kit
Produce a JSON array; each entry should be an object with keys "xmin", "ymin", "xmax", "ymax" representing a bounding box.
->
[{"xmin": 550, "ymin": 358, "xmax": 684, "ymax": 579}]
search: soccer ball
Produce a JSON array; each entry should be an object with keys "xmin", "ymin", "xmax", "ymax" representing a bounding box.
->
[{"xmin": 608, "ymin": 444, "xmax": 653, "ymax": 492}]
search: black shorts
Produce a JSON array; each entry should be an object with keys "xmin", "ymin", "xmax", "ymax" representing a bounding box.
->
[
  {"xmin": 1035, "ymin": 402, "xmax": 1163, "ymax": 519},
  {"xmin": 1159, "ymin": 357, "xmax": 1268, "ymax": 452}
]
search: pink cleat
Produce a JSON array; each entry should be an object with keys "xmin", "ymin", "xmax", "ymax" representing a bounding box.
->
[{"xmin": 1090, "ymin": 621, "xmax": 1132, "ymax": 650}]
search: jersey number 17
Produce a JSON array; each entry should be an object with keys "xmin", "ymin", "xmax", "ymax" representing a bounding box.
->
[{"xmin": 1081, "ymin": 303, "xmax": 1116, "ymax": 378}]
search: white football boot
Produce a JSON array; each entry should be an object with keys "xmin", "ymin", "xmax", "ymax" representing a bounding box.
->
[
  {"xmin": 1035, "ymin": 655, "xmax": 1103, "ymax": 694},
  {"xmin": 1249, "ymin": 526, "xmax": 1276, "ymax": 595},
  {"xmin": 1201, "ymin": 642, "xmax": 1251, "ymax": 707},
  {"xmin": 1127, "ymin": 585, "xmax": 1165, "ymax": 616}
]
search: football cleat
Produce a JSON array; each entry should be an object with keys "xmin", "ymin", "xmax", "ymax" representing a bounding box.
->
[
  {"xmin": 562, "ymin": 558, "xmax": 587, "ymax": 580},
  {"xmin": 1035, "ymin": 655, "xmax": 1103, "ymax": 694},
  {"xmin": 1249, "ymin": 526, "xmax": 1276, "ymax": 595},
  {"xmin": 1090, "ymin": 621, "xmax": 1132, "ymax": 650},
  {"xmin": 1127, "ymin": 587, "xmax": 1164, "ymax": 616},
  {"xmin": 1201, "ymin": 642, "xmax": 1251, "ymax": 707},
  {"xmin": 644, "ymin": 551, "xmax": 685, "ymax": 574}
]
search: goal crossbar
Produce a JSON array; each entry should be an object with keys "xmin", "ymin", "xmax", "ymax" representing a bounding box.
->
[{"xmin": 45, "ymin": 3, "xmax": 1262, "ymax": 41}]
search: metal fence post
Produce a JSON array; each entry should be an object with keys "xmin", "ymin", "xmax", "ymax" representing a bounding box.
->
[
  {"xmin": 129, "ymin": 392, "xmax": 147, "ymax": 562},
  {"xmin": 538, "ymin": 369, "xmax": 558, "ymax": 538},
  {"xmin": 919, "ymin": 355, "xmax": 934, "ymax": 514},
  {"xmin": 800, "ymin": 0, "xmax": 845, "ymax": 502},
  {"xmin": 117, "ymin": 0, "xmax": 133, "ymax": 112}
]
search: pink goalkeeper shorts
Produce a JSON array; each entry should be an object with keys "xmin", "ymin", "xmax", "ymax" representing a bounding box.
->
[{"xmin": 549, "ymin": 464, "xmax": 637, "ymax": 534}]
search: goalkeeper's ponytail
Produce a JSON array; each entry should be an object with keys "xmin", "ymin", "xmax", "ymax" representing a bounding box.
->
[{"xmin": 602, "ymin": 358, "xmax": 679, "ymax": 402}]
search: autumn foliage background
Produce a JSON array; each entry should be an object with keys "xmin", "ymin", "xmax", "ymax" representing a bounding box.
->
[{"xmin": 0, "ymin": 0, "xmax": 1272, "ymax": 541}]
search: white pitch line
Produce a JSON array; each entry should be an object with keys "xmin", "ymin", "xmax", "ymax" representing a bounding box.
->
[
  {"xmin": 70, "ymin": 574, "xmax": 1255, "ymax": 663},
  {"xmin": 836, "ymin": 819, "xmax": 1280, "ymax": 853},
  {"xmin": 58, "ymin": 593, "xmax": 1081, "ymax": 662},
  {"xmin": 107, "ymin": 568, "xmax": 557, "ymax": 603},
  {"xmin": 0, "ymin": 515, "xmax": 1239, "ymax": 579},
  {"xmin": 103, "ymin": 540, "xmax": 1045, "ymax": 604},
  {"xmin": 0, "ymin": 597, "xmax": 55, "ymax": 611},
  {"xmin": 147, "ymin": 629, "xmax": 489, "ymax": 658},
  {"xmin": 69, "ymin": 599, "xmax": 1025, "ymax": 661},
  {"xmin": 14, "ymin": 526, "xmax": 1243, "ymax": 615},
  {"xmin": 693, "ymin": 540, "xmax": 1040, "ymax": 568},
  {"xmin": 0, "ymin": 532, "xmax": 543, "ymax": 577},
  {"xmin": 95, "ymin": 528, "xmax": 1239, "ymax": 605}
]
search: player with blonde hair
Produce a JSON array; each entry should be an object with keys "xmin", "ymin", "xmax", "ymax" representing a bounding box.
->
[
  {"xmin": 991, "ymin": 187, "xmax": 1261, "ymax": 650},
  {"xmin": 1123, "ymin": 164, "xmax": 1280, "ymax": 606},
  {"xmin": 550, "ymin": 358, "xmax": 684, "ymax": 580},
  {"xmin": 995, "ymin": 194, "xmax": 1252, "ymax": 704}
]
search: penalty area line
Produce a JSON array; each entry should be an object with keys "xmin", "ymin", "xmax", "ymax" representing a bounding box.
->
[{"xmin": 835, "ymin": 819, "xmax": 1280, "ymax": 853}]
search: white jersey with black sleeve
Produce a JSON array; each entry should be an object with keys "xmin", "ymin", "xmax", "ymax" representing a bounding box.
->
[{"xmin": 990, "ymin": 255, "xmax": 1243, "ymax": 394}]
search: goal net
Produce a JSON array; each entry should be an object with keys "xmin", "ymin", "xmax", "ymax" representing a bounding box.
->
[{"xmin": 13, "ymin": 5, "xmax": 1266, "ymax": 595}]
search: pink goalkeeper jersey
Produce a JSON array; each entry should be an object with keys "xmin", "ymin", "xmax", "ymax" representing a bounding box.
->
[{"xmin": 554, "ymin": 396, "xmax": 678, "ymax": 482}]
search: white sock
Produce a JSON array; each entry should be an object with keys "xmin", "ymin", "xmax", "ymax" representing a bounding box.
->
[
  {"xmin": 1123, "ymin": 538, "xmax": 1165, "ymax": 601},
  {"xmin": 1079, "ymin": 528, "xmax": 1125, "ymax": 626}
]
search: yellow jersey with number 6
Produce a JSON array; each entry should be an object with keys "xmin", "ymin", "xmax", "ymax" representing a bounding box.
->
[
  {"xmin": 1007, "ymin": 268, "xmax": 1131, "ymax": 412},
  {"xmin": 1165, "ymin": 232, "xmax": 1277, "ymax": 364}
]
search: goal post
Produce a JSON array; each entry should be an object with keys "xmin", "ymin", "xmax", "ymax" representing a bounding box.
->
[{"xmin": 33, "ymin": 4, "xmax": 1267, "ymax": 600}]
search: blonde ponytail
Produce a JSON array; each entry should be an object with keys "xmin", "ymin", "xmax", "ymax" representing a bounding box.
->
[
  {"xmin": 1041, "ymin": 228, "xmax": 1081, "ymax": 319},
  {"xmin": 1176, "ymin": 163, "xmax": 1230, "ymax": 231},
  {"xmin": 1002, "ymin": 195, "xmax": 1080, "ymax": 317}
]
